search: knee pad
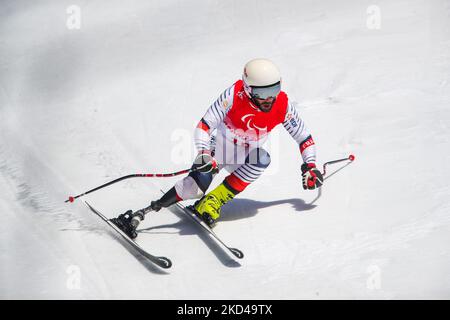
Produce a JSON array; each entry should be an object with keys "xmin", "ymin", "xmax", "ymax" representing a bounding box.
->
[{"xmin": 188, "ymin": 170, "xmax": 214, "ymax": 193}]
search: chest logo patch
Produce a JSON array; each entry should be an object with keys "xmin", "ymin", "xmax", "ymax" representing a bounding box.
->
[{"xmin": 241, "ymin": 114, "xmax": 268, "ymax": 131}]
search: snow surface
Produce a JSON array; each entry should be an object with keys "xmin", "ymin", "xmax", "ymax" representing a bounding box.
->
[{"xmin": 1, "ymin": 0, "xmax": 449, "ymax": 299}]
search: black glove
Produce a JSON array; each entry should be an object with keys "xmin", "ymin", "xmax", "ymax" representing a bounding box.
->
[
  {"xmin": 301, "ymin": 163, "xmax": 323, "ymax": 190},
  {"xmin": 192, "ymin": 150, "xmax": 218, "ymax": 173}
]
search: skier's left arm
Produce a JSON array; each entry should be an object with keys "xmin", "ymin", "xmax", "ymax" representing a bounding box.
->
[{"xmin": 282, "ymin": 102, "xmax": 323, "ymax": 190}]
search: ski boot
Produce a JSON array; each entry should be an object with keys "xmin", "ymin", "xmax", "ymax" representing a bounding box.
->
[
  {"xmin": 193, "ymin": 182, "xmax": 237, "ymax": 228},
  {"xmin": 110, "ymin": 202, "xmax": 160, "ymax": 239},
  {"xmin": 110, "ymin": 188, "xmax": 180, "ymax": 239},
  {"xmin": 110, "ymin": 210, "xmax": 139, "ymax": 239}
]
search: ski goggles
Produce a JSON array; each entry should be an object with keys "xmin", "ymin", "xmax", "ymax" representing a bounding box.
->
[{"xmin": 250, "ymin": 81, "xmax": 281, "ymax": 100}]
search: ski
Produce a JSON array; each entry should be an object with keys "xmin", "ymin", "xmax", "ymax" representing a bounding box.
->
[
  {"xmin": 84, "ymin": 201, "xmax": 172, "ymax": 269},
  {"xmin": 161, "ymin": 190, "xmax": 244, "ymax": 259}
]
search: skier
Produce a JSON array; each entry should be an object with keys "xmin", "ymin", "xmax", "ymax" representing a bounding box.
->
[{"xmin": 111, "ymin": 58, "xmax": 323, "ymax": 239}]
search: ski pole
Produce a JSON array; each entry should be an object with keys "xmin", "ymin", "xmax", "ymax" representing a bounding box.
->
[
  {"xmin": 322, "ymin": 154, "xmax": 355, "ymax": 176},
  {"xmin": 65, "ymin": 168, "xmax": 196, "ymax": 203}
]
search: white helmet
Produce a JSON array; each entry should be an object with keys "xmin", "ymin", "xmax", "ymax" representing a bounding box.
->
[{"xmin": 242, "ymin": 58, "xmax": 281, "ymax": 112}]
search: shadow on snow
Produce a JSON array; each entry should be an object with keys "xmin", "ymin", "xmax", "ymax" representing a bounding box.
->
[{"xmin": 137, "ymin": 197, "xmax": 315, "ymax": 268}]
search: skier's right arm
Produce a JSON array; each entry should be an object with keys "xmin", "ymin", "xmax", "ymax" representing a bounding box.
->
[
  {"xmin": 194, "ymin": 84, "xmax": 234, "ymax": 151},
  {"xmin": 192, "ymin": 84, "xmax": 234, "ymax": 173}
]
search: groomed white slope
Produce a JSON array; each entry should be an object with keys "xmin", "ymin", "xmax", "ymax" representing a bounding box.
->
[{"xmin": 1, "ymin": 0, "xmax": 449, "ymax": 299}]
